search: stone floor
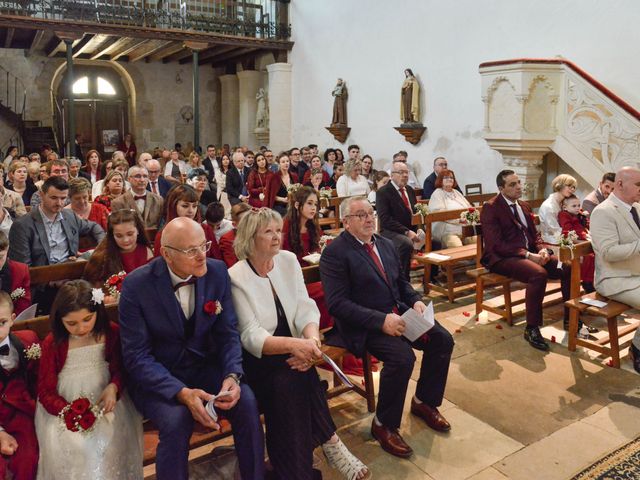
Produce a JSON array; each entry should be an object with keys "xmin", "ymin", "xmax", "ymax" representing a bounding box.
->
[{"xmin": 144, "ymin": 281, "xmax": 640, "ymax": 480}]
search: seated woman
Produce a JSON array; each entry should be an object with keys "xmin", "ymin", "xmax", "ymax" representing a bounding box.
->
[
  {"xmin": 84, "ymin": 149, "xmax": 102, "ymax": 184},
  {"xmin": 282, "ymin": 187, "xmax": 332, "ymax": 329},
  {"xmin": 185, "ymin": 168, "xmax": 217, "ymax": 214},
  {"xmin": 153, "ymin": 184, "xmax": 202, "ymax": 256},
  {"xmin": 219, "ymin": 202, "xmax": 252, "ymax": 268},
  {"xmin": 94, "ymin": 170, "xmax": 126, "ymax": 212},
  {"xmin": 429, "ymin": 169, "xmax": 476, "ymax": 248},
  {"xmin": 0, "ymin": 230, "xmax": 31, "ymax": 315},
  {"xmin": 6, "ymin": 161, "xmax": 37, "ymax": 206},
  {"xmin": 83, "ymin": 209, "xmax": 153, "ymax": 288},
  {"xmin": 360, "ymin": 154, "xmax": 376, "ymax": 188},
  {"xmin": 322, "ymin": 148, "xmax": 336, "ymax": 177},
  {"xmin": 66, "ymin": 178, "xmax": 109, "ymax": 232},
  {"xmin": 539, "ymin": 174, "xmax": 578, "ymax": 245},
  {"xmin": 229, "ymin": 208, "xmax": 370, "ymax": 480},
  {"xmin": 302, "ymin": 155, "xmax": 331, "ymax": 185},
  {"xmin": 265, "ymin": 153, "xmax": 297, "ymax": 217},
  {"xmin": 367, "ymin": 170, "xmax": 390, "ymax": 206},
  {"xmin": 336, "ymin": 159, "xmax": 370, "ymax": 197},
  {"xmin": 328, "ymin": 161, "xmax": 344, "ymax": 189},
  {"xmin": 246, "ymin": 152, "xmax": 272, "ymax": 208}
]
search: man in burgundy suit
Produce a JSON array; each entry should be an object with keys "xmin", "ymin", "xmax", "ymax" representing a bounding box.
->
[
  {"xmin": 0, "ymin": 291, "xmax": 39, "ymax": 480},
  {"xmin": 481, "ymin": 170, "xmax": 571, "ymax": 351}
]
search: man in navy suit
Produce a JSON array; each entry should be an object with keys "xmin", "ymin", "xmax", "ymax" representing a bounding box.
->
[
  {"xmin": 226, "ymin": 151, "xmax": 251, "ymax": 206},
  {"xmin": 145, "ymin": 159, "xmax": 171, "ymax": 198},
  {"xmin": 320, "ymin": 196, "xmax": 454, "ymax": 459},
  {"xmin": 119, "ymin": 217, "xmax": 264, "ymax": 480}
]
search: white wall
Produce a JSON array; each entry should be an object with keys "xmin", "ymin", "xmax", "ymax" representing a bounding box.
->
[{"xmin": 290, "ymin": 0, "xmax": 640, "ymax": 191}]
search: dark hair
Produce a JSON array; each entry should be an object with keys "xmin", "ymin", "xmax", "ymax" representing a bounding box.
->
[
  {"xmin": 46, "ymin": 159, "xmax": 68, "ymax": 175},
  {"xmin": 219, "ymin": 154, "xmax": 231, "ymax": 173},
  {"xmin": 405, "ymin": 68, "xmax": 414, "ymax": 77},
  {"xmin": 348, "ymin": 144, "xmax": 360, "ymax": 152},
  {"xmin": 163, "ymin": 184, "xmax": 201, "ymax": 223},
  {"xmin": 335, "ymin": 149, "xmax": 344, "ymax": 161},
  {"xmin": 84, "ymin": 209, "xmax": 150, "ymax": 285},
  {"xmin": 561, "ymin": 193, "xmax": 579, "ymax": 207},
  {"xmin": 285, "ymin": 186, "xmax": 321, "ymax": 256},
  {"xmin": 0, "ymin": 291, "xmax": 12, "ymax": 314},
  {"xmin": 323, "ymin": 148, "xmax": 336, "ymax": 163},
  {"xmin": 372, "ymin": 170, "xmax": 390, "ymax": 192},
  {"xmin": 602, "ymin": 172, "xmax": 615, "ymax": 183},
  {"xmin": 100, "ymin": 159, "xmax": 114, "ymax": 177},
  {"xmin": 206, "ymin": 144, "xmax": 215, "ymax": 150},
  {"xmin": 50, "ymin": 280, "xmax": 109, "ymax": 343},
  {"xmin": 253, "ymin": 153, "xmax": 267, "ymax": 171},
  {"xmin": 289, "ymin": 147, "xmax": 300, "ymax": 156},
  {"xmin": 308, "ymin": 144, "xmax": 317, "ymax": 149},
  {"xmin": 6, "ymin": 145, "xmax": 17, "ymax": 156},
  {"xmin": 205, "ymin": 202, "xmax": 225, "ymax": 223},
  {"xmin": 186, "ymin": 168, "xmax": 207, "ymax": 181},
  {"xmin": 0, "ymin": 231, "xmax": 8, "ymax": 251},
  {"xmin": 496, "ymin": 169, "xmax": 515, "ymax": 188},
  {"xmin": 246, "ymin": 150, "xmax": 254, "ymax": 157},
  {"xmin": 435, "ymin": 169, "xmax": 459, "ymax": 189},
  {"xmin": 42, "ymin": 176, "xmax": 69, "ymax": 193},
  {"xmin": 230, "ymin": 202, "xmax": 252, "ymax": 223}
]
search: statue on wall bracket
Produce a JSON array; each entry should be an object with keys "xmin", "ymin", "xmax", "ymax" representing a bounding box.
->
[
  {"xmin": 395, "ymin": 68, "xmax": 427, "ymax": 144},
  {"xmin": 254, "ymin": 87, "xmax": 270, "ymax": 146},
  {"xmin": 326, "ymin": 78, "xmax": 351, "ymax": 143}
]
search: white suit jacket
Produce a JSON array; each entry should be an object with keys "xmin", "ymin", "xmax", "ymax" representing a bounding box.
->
[
  {"xmin": 590, "ymin": 194, "xmax": 640, "ymax": 296},
  {"xmin": 229, "ymin": 250, "xmax": 319, "ymax": 358}
]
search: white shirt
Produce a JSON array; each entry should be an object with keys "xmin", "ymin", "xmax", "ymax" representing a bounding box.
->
[
  {"xmin": 336, "ymin": 174, "xmax": 370, "ymax": 197},
  {"xmin": 538, "ymin": 194, "xmax": 562, "ymax": 244},
  {"xmin": 168, "ymin": 268, "xmax": 195, "ymax": 318},
  {"xmin": 0, "ymin": 336, "xmax": 18, "ymax": 371},
  {"xmin": 132, "ymin": 190, "xmax": 146, "ymax": 213}
]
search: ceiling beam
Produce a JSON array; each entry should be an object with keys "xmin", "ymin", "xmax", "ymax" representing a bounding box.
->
[
  {"xmin": 90, "ymin": 36, "xmax": 128, "ymax": 60},
  {"xmin": 210, "ymin": 48, "xmax": 257, "ymax": 67},
  {"xmin": 111, "ymin": 38, "xmax": 149, "ymax": 61},
  {"xmin": 4, "ymin": 28, "xmax": 14, "ymax": 48},
  {"xmin": 162, "ymin": 48, "xmax": 193, "ymax": 64},
  {"xmin": 71, "ymin": 34, "xmax": 95, "ymax": 58},
  {"xmin": 129, "ymin": 40, "xmax": 170, "ymax": 62},
  {"xmin": 148, "ymin": 41, "xmax": 184, "ymax": 62},
  {"xmin": 26, "ymin": 30, "xmax": 45, "ymax": 57},
  {"xmin": 197, "ymin": 45, "xmax": 237, "ymax": 65}
]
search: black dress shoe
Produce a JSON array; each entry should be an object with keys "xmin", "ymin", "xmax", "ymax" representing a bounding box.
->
[
  {"xmin": 630, "ymin": 344, "xmax": 640, "ymax": 374},
  {"xmin": 524, "ymin": 326, "xmax": 549, "ymax": 351}
]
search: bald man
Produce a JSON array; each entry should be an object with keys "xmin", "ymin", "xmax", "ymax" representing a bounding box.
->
[
  {"xmin": 226, "ymin": 151, "xmax": 251, "ymax": 205},
  {"xmin": 119, "ymin": 218, "xmax": 264, "ymax": 480},
  {"xmin": 591, "ymin": 166, "xmax": 640, "ymax": 373}
]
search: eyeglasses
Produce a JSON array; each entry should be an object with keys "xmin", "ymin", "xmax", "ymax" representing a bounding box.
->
[
  {"xmin": 131, "ymin": 174, "xmax": 149, "ymax": 179},
  {"xmin": 164, "ymin": 241, "xmax": 211, "ymax": 258},
  {"xmin": 347, "ymin": 211, "xmax": 377, "ymax": 220},
  {"xmin": 392, "ymin": 170, "xmax": 409, "ymax": 175}
]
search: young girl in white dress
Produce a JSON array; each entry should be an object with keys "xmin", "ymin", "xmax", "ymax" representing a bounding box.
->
[{"xmin": 35, "ymin": 280, "xmax": 143, "ymax": 479}]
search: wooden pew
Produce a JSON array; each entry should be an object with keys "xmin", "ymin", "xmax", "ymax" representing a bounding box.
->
[
  {"xmin": 301, "ymin": 265, "xmax": 376, "ymax": 413},
  {"xmin": 29, "ymin": 260, "xmax": 88, "ymax": 287},
  {"xmin": 559, "ymin": 241, "xmax": 637, "ymax": 367}
]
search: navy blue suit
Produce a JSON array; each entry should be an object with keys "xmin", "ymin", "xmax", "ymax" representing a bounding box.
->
[
  {"xmin": 146, "ymin": 175, "xmax": 171, "ymax": 198},
  {"xmin": 119, "ymin": 257, "xmax": 264, "ymax": 480},
  {"xmin": 320, "ymin": 231, "xmax": 453, "ymax": 429}
]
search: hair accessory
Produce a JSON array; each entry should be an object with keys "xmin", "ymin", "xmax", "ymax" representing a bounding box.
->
[{"xmin": 91, "ymin": 288, "xmax": 105, "ymax": 305}]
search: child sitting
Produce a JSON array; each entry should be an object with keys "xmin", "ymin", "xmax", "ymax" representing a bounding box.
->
[
  {"xmin": 35, "ymin": 280, "xmax": 143, "ymax": 479},
  {"xmin": 0, "ymin": 291, "xmax": 39, "ymax": 480},
  {"xmin": 558, "ymin": 194, "xmax": 595, "ymax": 293}
]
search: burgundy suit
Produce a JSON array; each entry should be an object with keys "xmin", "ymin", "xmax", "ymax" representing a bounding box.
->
[
  {"xmin": 481, "ymin": 194, "xmax": 571, "ymax": 326},
  {"xmin": 7, "ymin": 261, "xmax": 31, "ymax": 316},
  {"xmin": 0, "ymin": 330, "xmax": 39, "ymax": 480}
]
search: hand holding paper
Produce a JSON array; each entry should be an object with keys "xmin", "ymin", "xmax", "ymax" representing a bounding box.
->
[{"xmin": 401, "ymin": 301, "xmax": 435, "ymax": 342}]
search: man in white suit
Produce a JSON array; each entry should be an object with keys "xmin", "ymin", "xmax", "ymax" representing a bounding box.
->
[{"xmin": 590, "ymin": 166, "xmax": 640, "ymax": 373}]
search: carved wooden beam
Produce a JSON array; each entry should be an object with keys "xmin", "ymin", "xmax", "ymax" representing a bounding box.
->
[
  {"xmin": 197, "ymin": 45, "xmax": 237, "ymax": 65},
  {"xmin": 111, "ymin": 38, "xmax": 149, "ymax": 61},
  {"xmin": 394, "ymin": 125, "xmax": 427, "ymax": 145},
  {"xmin": 4, "ymin": 28, "xmax": 14, "ymax": 48},
  {"xmin": 71, "ymin": 34, "xmax": 96, "ymax": 58}
]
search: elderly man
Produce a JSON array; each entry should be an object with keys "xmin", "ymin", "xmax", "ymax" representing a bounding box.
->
[
  {"xmin": 422, "ymin": 156, "xmax": 462, "ymax": 199},
  {"xmin": 320, "ymin": 196, "xmax": 454, "ymax": 458},
  {"xmin": 30, "ymin": 159, "xmax": 70, "ymax": 209},
  {"xmin": 137, "ymin": 151, "xmax": 152, "ymax": 168},
  {"xmin": 582, "ymin": 172, "xmax": 615, "ymax": 214},
  {"xmin": 226, "ymin": 151, "xmax": 251, "ymax": 206},
  {"xmin": 385, "ymin": 151, "xmax": 420, "ymax": 189},
  {"xmin": 590, "ymin": 167, "xmax": 640, "ymax": 372},
  {"xmin": 111, "ymin": 165, "xmax": 164, "ymax": 228},
  {"xmin": 146, "ymin": 158, "xmax": 171, "ymax": 198},
  {"xmin": 119, "ymin": 217, "xmax": 264, "ymax": 480}
]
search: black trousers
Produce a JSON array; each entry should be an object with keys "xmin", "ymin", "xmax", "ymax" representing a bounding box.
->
[
  {"xmin": 243, "ymin": 350, "xmax": 336, "ymax": 480},
  {"xmin": 366, "ymin": 320, "xmax": 454, "ymax": 430}
]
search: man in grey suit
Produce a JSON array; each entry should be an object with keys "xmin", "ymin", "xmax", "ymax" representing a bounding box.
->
[
  {"xmin": 111, "ymin": 165, "xmax": 164, "ymax": 228},
  {"xmin": 590, "ymin": 167, "xmax": 640, "ymax": 373}
]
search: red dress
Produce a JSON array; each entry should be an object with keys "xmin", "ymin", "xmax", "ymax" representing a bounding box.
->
[
  {"xmin": 8, "ymin": 260, "xmax": 31, "ymax": 315},
  {"xmin": 202, "ymin": 222, "xmax": 223, "ymax": 260},
  {"xmin": 94, "ymin": 195, "xmax": 114, "ymax": 212},
  {"xmin": 220, "ymin": 230, "xmax": 238, "ymax": 267},
  {"xmin": 88, "ymin": 202, "xmax": 109, "ymax": 232},
  {"xmin": 120, "ymin": 244, "xmax": 150, "ymax": 273},
  {"xmin": 247, "ymin": 170, "xmax": 272, "ymax": 208},
  {"xmin": 558, "ymin": 211, "xmax": 594, "ymax": 283}
]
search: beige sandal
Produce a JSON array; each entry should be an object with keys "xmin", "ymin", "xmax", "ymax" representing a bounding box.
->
[{"xmin": 322, "ymin": 438, "xmax": 372, "ymax": 480}]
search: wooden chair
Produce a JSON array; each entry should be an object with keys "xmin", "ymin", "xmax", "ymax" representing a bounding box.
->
[
  {"xmin": 466, "ymin": 192, "xmax": 496, "ymax": 206},
  {"xmin": 560, "ymin": 241, "xmax": 637, "ymax": 368},
  {"xmin": 302, "ymin": 265, "xmax": 376, "ymax": 412},
  {"xmin": 465, "ymin": 183, "xmax": 483, "ymax": 195}
]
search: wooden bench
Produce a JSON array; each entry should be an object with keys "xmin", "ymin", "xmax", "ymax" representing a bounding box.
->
[
  {"xmin": 559, "ymin": 241, "xmax": 637, "ymax": 367},
  {"xmin": 411, "ymin": 208, "xmax": 480, "ymax": 302},
  {"xmin": 29, "ymin": 260, "xmax": 88, "ymax": 287}
]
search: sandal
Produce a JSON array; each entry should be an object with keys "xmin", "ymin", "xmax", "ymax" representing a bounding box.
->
[{"xmin": 322, "ymin": 438, "xmax": 372, "ymax": 480}]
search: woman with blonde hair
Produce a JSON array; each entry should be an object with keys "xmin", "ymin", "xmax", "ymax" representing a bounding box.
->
[
  {"xmin": 539, "ymin": 174, "xmax": 578, "ymax": 244},
  {"xmin": 94, "ymin": 170, "xmax": 126, "ymax": 212},
  {"xmin": 336, "ymin": 159, "xmax": 370, "ymax": 197}
]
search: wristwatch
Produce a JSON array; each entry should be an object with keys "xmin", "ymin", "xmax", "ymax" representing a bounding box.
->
[{"xmin": 225, "ymin": 373, "xmax": 242, "ymax": 385}]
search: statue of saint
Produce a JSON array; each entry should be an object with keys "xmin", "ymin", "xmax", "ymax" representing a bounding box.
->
[
  {"xmin": 401, "ymin": 68, "xmax": 421, "ymax": 124},
  {"xmin": 255, "ymin": 88, "xmax": 269, "ymax": 130},
  {"xmin": 331, "ymin": 78, "xmax": 348, "ymax": 127}
]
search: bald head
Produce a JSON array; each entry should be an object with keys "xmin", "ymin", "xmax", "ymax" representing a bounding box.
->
[
  {"xmin": 613, "ymin": 166, "xmax": 640, "ymax": 204},
  {"xmin": 161, "ymin": 217, "xmax": 208, "ymax": 278},
  {"xmin": 161, "ymin": 217, "xmax": 203, "ymax": 248}
]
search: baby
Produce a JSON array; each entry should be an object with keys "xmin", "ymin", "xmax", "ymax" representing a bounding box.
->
[{"xmin": 558, "ymin": 193, "xmax": 594, "ymax": 293}]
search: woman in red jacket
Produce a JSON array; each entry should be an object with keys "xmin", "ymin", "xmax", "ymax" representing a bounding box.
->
[
  {"xmin": 246, "ymin": 152, "xmax": 272, "ymax": 208},
  {"xmin": 0, "ymin": 231, "xmax": 31, "ymax": 315},
  {"xmin": 265, "ymin": 152, "xmax": 297, "ymax": 217}
]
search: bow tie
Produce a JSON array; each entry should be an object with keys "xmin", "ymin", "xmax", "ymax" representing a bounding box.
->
[
  {"xmin": 134, "ymin": 195, "xmax": 146, "ymax": 201},
  {"xmin": 173, "ymin": 277, "xmax": 196, "ymax": 291},
  {"xmin": 0, "ymin": 344, "xmax": 10, "ymax": 356}
]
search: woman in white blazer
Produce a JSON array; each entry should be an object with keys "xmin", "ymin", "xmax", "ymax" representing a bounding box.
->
[{"xmin": 229, "ymin": 208, "xmax": 370, "ymax": 480}]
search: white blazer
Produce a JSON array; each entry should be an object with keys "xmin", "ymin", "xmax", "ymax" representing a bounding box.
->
[{"xmin": 229, "ymin": 250, "xmax": 319, "ymax": 358}]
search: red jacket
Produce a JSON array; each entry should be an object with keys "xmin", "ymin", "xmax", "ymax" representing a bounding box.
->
[
  {"xmin": 0, "ymin": 330, "xmax": 39, "ymax": 419},
  {"xmin": 202, "ymin": 222, "xmax": 223, "ymax": 260},
  {"xmin": 8, "ymin": 260, "xmax": 31, "ymax": 316},
  {"xmin": 246, "ymin": 170, "xmax": 273, "ymax": 208},
  {"xmin": 558, "ymin": 211, "xmax": 590, "ymax": 240},
  {"xmin": 264, "ymin": 172, "xmax": 298, "ymax": 209},
  {"xmin": 219, "ymin": 230, "xmax": 238, "ymax": 268},
  {"xmin": 37, "ymin": 322, "xmax": 123, "ymax": 416}
]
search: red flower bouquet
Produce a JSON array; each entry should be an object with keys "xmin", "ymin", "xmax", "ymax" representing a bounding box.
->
[
  {"xmin": 459, "ymin": 207, "xmax": 480, "ymax": 225},
  {"xmin": 104, "ymin": 271, "xmax": 127, "ymax": 298},
  {"xmin": 59, "ymin": 397, "xmax": 103, "ymax": 434}
]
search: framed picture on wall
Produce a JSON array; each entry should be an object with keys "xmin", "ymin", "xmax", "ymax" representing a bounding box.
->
[{"xmin": 102, "ymin": 130, "xmax": 119, "ymax": 153}]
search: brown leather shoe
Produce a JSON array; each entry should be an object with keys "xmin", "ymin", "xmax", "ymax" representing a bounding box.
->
[
  {"xmin": 370, "ymin": 419, "xmax": 413, "ymax": 458},
  {"xmin": 411, "ymin": 399, "xmax": 451, "ymax": 432}
]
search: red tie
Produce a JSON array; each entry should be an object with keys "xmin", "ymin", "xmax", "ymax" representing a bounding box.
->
[
  {"xmin": 364, "ymin": 243, "xmax": 388, "ymax": 284},
  {"xmin": 151, "ymin": 181, "xmax": 158, "ymax": 194},
  {"xmin": 400, "ymin": 187, "xmax": 411, "ymax": 211},
  {"xmin": 134, "ymin": 195, "xmax": 146, "ymax": 201}
]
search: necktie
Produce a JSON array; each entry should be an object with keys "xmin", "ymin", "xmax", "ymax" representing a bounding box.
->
[
  {"xmin": 399, "ymin": 187, "xmax": 411, "ymax": 211},
  {"xmin": 134, "ymin": 195, "xmax": 146, "ymax": 201},
  {"xmin": 510, "ymin": 203, "xmax": 529, "ymax": 249},
  {"xmin": 151, "ymin": 181, "xmax": 158, "ymax": 194},
  {"xmin": 173, "ymin": 277, "xmax": 196, "ymax": 291},
  {"xmin": 364, "ymin": 243, "xmax": 388, "ymax": 284},
  {"xmin": 631, "ymin": 207, "xmax": 640, "ymax": 231},
  {"xmin": 0, "ymin": 344, "xmax": 9, "ymax": 356}
]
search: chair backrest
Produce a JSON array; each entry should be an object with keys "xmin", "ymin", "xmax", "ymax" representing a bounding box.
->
[
  {"xmin": 302, "ymin": 265, "xmax": 321, "ymax": 284},
  {"xmin": 29, "ymin": 260, "xmax": 88, "ymax": 287},
  {"xmin": 466, "ymin": 192, "xmax": 496, "ymax": 206},
  {"xmin": 146, "ymin": 228, "xmax": 158, "ymax": 243},
  {"xmin": 559, "ymin": 240, "xmax": 594, "ymax": 299},
  {"xmin": 465, "ymin": 183, "xmax": 483, "ymax": 196},
  {"xmin": 412, "ymin": 206, "xmax": 483, "ymax": 253}
]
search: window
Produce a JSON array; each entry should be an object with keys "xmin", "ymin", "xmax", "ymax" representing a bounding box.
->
[
  {"xmin": 97, "ymin": 77, "xmax": 116, "ymax": 95},
  {"xmin": 72, "ymin": 76, "xmax": 89, "ymax": 94}
]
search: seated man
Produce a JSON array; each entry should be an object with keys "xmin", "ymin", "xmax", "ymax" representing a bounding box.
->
[
  {"xmin": 384, "ymin": 151, "xmax": 420, "ymax": 189},
  {"xmin": 146, "ymin": 159, "xmax": 171, "ymax": 198},
  {"xmin": 320, "ymin": 196, "xmax": 454, "ymax": 458},
  {"xmin": 29, "ymin": 159, "xmax": 70, "ymax": 210},
  {"xmin": 226, "ymin": 151, "xmax": 251, "ymax": 206},
  {"xmin": 422, "ymin": 156, "xmax": 462, "ymax": 200},
  {"xmin": 582, "ymin": 171, "xmax": 615, "ymax": 214},
  {"xmin": 590, "ymin": 167, "xmax": 640, "ymax": 373},
  {"xmin": 111, "ymin": 165, "xmax": 163, "ymax": 228},
  {"xmin": 481, "ymin": 170, "xmax": 571, "ymax": 351},
  {"xmin": 119, "ymin": 217, "xmax": 264, "ymax": 480}
]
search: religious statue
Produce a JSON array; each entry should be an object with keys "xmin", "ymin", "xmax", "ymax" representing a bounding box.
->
[
  {"xmin": 401, "ymin": 68, "xmax": 421, "ymax": 125},
  {"xmin": 255, "ymin": 88, "xmax": 269, "ymax": 130},
  {"xmin": 331, "ymin": 78, "xmax": 348, "ymax": 127}
]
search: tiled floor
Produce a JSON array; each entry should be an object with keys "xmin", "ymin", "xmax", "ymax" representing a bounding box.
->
[{"xmin": 145, "ymin": 283, "xmax": 640, "ymax": 479}]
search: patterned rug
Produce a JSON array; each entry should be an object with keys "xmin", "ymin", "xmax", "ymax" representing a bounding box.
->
[{"xmin": 571, "ymin": 436, "xmax": 640, "ymax": 479}]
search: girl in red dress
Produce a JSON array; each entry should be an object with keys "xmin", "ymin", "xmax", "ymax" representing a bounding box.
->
[
  {"xmin": 83, "ymin": 209, "xmax": 153, "ymax": 288},
  {"xmin": 265, "ymin": 153, "xmax": 298, "ymax": 217},
  {"xmin": 246, "ymin": 153, "xmax": 272, "ymax": 208},
  {"xmin": 558, "ymin": 194, "xmax": 595, "ymax": 292},
  {"xmin": 153, "ymin": 184, "xmax": 203, "ymax": 256}
]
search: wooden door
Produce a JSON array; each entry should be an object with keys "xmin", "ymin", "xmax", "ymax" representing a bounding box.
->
[
  {"xmin": 96, "ymin": 101, "xmax": 127, "ymax": 159},
  {"xmin": 74, "ymin": 101, "xmax": 95, "ymax": 159}
]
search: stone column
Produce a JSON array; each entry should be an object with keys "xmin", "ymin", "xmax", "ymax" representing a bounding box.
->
[
  {"xmin": 237, "ymin": 70, "xmax": 262, "ymax": 149},
  {"xmin": 219, "ymin": 74, "xmax": 239, "ymax": 147},
  {"xmin": 266, "ymin": 63, "xmax": 292, "ymax": 154},
  {"xmin": 185, "ymin": 41, "xmax": 209, "ymax": 151},
  {"xmin": 503, "ymin": 152, "xmax": 545, "ymax": 200}
]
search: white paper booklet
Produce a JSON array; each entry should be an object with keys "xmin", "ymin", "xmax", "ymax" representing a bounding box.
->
[{"xmin": 401, "ymin": 301, "xmax": 435, "ymax": 342}]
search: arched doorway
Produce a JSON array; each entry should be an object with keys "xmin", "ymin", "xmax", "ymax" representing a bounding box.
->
[{"xmin": 57, "ymin": 65, "xmax": 129, "ymax": 160}]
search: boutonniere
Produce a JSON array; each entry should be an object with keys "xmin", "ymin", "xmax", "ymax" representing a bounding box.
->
[
  {"xmin": 24, "ymin": 343, "xmax": 41, "ymax": 361},
  {"xmin": 204, "ymin": 300, "xmax": 222, "ymax": 315},
  {"xmin": 10, "ymin": 287, "xmax": 25, "ymax": 301}
]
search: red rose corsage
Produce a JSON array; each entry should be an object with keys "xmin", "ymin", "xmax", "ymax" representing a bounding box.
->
[{"xmin": 204, "ymin": 300, "xmax": 223, "ymax": 315}]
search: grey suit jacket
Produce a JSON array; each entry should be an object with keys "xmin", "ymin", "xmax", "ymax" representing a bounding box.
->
[
  {"xmin": 111, "ymin": 191, "xmax": 164, "ymax": 229},
  {"xmin": 590, "ymin": 194, "xmax": 640, "ymax": 296},
  {"xmin": 8, "ymin": 208, "xmax": 105, "ymax": 266}
]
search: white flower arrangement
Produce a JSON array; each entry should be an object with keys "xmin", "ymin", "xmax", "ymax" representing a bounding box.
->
[
  {"xmin": 459, "ymin": 207, "xmax": 481, "ymax": 225},
  {"xmin": 24, "ymin": 343, "xmax": 41, "ymax": 361},
  {"xmin": 287, "ymin": 183, "xmax": 302, "ymax": 195},
  {"xmin": 91, "ymin": 288, "xmax": 105, "ymax": 305},
  {"xmin": 10, "ymin": 288, "xmax": 25, "ymax": 301},
  {"xmin": 319, "ymin": 235, "xmax": 336, "ymax": 252},
  {"xmin": 414, "ymin": 203, "xmax": 430, "ymax": 218},
  {"xmin": 319, "ymin": 188, "xmax": 333, "ymax": 200},
  {"xmin": 558, "ymin": 230, "xmax": 579, "ymax": 250}
]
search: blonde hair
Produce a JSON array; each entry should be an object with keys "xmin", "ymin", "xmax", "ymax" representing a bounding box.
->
[
  {"xmin": 552, "ymin": 174, "xmax": 577, "ymax": 192},
  {"xmin": 233, "ymin": 208, "xmax": 282, "ymax": 261},
  {"xmin": 9, "ymin": 161, "xmax": 27, "ymax": 175},
  {"xmin": 343, "ymin": 158, "xmax": 362, "ymax": 177}
]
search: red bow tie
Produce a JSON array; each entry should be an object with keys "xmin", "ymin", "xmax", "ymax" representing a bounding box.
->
[{"xmin": 134, "ymin": 195, "xmax": 146, "ymax": 201}]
